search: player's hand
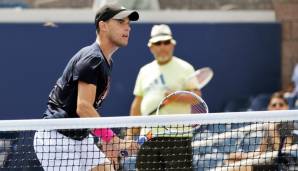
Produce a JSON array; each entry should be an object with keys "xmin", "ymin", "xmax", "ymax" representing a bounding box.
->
[
  {"xmin": 120, "ymin": 138, "xmax": 139, "ymax": 156},
  {"xmin": 101, "ymin": 139, "xmax": 120, "ymax": 170},
  {"xmin": 101, "ymin": 136, "xmax": 139, "ymax": 169}
]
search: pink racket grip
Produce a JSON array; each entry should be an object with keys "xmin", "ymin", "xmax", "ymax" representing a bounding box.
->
[{"xmin": 92, "ymin": 128, "xmax": 115, "ymax": 142}]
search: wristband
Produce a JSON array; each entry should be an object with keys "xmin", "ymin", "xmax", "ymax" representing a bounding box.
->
[{"xmin": 92, "ymin": 128, "xmax": 115, "ymax": 142}]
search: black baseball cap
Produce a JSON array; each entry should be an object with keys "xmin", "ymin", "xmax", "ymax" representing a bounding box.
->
[{"xmin": 95, "ymin": 3, "xmax": 139, "ymax": 29}]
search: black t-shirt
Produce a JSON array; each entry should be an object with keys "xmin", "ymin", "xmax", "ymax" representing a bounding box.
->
[{"xmin": 44, "ymin": 42, "xmax": 112, "ymax": 140}]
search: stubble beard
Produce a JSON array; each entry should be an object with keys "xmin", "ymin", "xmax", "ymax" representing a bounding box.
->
[{"xmin": 111, "ymin": 35, "xmax": 128, "ymax": 47}]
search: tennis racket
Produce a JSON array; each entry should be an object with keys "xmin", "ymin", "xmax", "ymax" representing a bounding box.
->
[
  {"xmin": 147, "ymin": 67, "xmax": 213, "ymax": 115},
  {"xmin": 184, "ymin": 67, "xmax": 214, "ymax": 90},
  {"xmin": 153, "ymin": 90, "xmax": 209, "ymax": 136},
  {"xmin": 156, "ymin": 90, "xmax": 209, "ymax": 115},
  {"xmin": 129, "ymin": 91, "xmax": 209, "ymax": 157}
]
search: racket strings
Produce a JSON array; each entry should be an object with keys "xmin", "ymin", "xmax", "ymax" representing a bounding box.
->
[
  {"xmin": 186, "ymin": 67, "xmax": 213, "ymax": 89},
  {"xmin": 154, "ymin": 91, "xmax": 209, "ymax": 135},
  {"xmin": 196, "ymin": 70, "xmax": 210, "ymax": 82},
  {"xmin": 158, "ymin": 92, "xmax": 208, "ymax": 114},
  {"xmin": 191, "ymin": 101, "xmax": 208, "ymax": 114}
]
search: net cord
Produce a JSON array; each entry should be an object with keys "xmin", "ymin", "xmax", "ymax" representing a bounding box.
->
[{"xmin": 0, "ymin": 110, "xmax": 297, "ymax": 131}]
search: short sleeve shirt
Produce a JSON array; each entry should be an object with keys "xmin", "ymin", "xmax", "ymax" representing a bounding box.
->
[
  {"xmin": 43, "ymin": 42, "xmax": 112, "ymax": 140},
  {"xmin": 133, "ymin": 57, "xmax": 195, "ymax": 115},
  {"xmin": 44, "ymin": 42, "xmax": 112, "ymax": 119},
  {"xmin": 134, "ymin": 57, "xmax": 195, "ymax": 137}
]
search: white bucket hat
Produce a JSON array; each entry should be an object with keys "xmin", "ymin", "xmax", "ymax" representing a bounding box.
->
[{"xmin": 147, "ymin": 24, "xmax": 176, "ymax": 47}]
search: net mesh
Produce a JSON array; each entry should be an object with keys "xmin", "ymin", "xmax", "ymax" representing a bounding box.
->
[{"xmin": 0, "ymin": 110, "xmax": 298, "ymax": 171}]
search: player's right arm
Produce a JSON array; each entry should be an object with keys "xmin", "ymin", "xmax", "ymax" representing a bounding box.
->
[
  {"xmin": 126, "ymin": 96, "xmax": 143, "ymax": 140},
  {"xmin": 74, "ymin": 55, "xmax": 103, "ymax": 118},
  {"xmin": 76, "ymin": 81, "xmax": 100, "ymax": 118},
  {"xmin": 77, "ymin": 81, "xmax": 138, "ymax": 167}
]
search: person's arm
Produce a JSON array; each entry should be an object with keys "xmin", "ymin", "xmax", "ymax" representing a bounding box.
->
[
  {"xmin": 130, "ymin": 96, "xmax": 142, "ymax": 116},
  {"xmin": 227, "ymin": 151, "xmax": 260, "ymax": 162},
  {"xmin": 126, "ymin": 96, "xmax": 143, "ymax": 140},
  {"xmin": 226, "ymin": 126, "xmax": 272, "ymax": 164},
  {"xmin": 77, "ymin": 81, "xmax": 116, "ymax": 142},
  {"xmin": 76, "ymin": 81, "xmax": 100, "ymax": 117},
  {"xmin": 77, "ymin": 81, "xmax": 138, "ymax": 167}
]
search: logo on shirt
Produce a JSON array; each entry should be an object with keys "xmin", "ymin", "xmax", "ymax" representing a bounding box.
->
[
  {"xmin": 95, "ymin": 77, "xmax": 111, "ymax": 107},
  {"xmin": 144, "ymin": 74, "xmax": 166, "ymax": 92}
]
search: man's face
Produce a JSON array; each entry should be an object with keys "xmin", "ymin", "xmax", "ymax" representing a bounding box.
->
[
  {"xmin": 149, "ymin": 39, "xmax": 175, "ymax": 65},
  {"xmin": 105, "ymin": 17, "xmax": 131, "ymax": 47}
]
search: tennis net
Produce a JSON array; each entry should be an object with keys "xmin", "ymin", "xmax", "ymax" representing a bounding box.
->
[{"xmin": 0, "ymin": 110, "xmax": 298, "ymax": 171}]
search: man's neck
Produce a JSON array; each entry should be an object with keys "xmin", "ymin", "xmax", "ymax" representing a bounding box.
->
[
  {"xmin": 96, "ymin": 37, "xmax": 118, "ymax": 63},
  {"xmin": 157, "ymin": 57, "xmax": 173, "ymax": 65}
]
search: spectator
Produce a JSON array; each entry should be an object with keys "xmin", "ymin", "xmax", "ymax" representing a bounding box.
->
[
  {"xmin": 267, "ymin": 92, "xmax": 289, "ymax": 111},
  {"xmin": 224, "ymin": 92, "xmax": 296, "ymax": 171},
  {"xmin": 285, "ymin": 64, "xmax": 298, "ymax": 109},
  {"xmin": 128, "ymin": 24, "xmax": 201, "ymax": 170}
]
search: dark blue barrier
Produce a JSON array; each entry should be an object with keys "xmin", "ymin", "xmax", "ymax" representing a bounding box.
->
[{"xmin": 0, "ymin": 23, "xmax": 281, "ymax": 119}]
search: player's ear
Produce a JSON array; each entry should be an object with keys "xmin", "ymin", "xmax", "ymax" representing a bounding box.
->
[{"xmin": 98, "ymin": 21, "xmax": 107, "ymax": 32}]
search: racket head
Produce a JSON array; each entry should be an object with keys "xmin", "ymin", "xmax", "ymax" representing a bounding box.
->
[
  {"xmin": 154, "ymin": 90, "xmax": 208, "ymax": 135},
  {"xmin": 156, "ymin": 90, "xmax": 209, "ymax": 115},
  {"xmin": 185, "ymin": 67, "xmax": 214, "ymax": 90}
]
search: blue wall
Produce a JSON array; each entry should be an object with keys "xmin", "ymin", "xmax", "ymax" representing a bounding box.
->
[{"xmin": 0, "ymin": 23, "xmax": 281, "ymax": 119}]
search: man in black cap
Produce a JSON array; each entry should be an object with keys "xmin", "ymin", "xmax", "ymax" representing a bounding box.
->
[{"xmin": 33, "ymin": 3, "xmax": 139, "ymax": 171}]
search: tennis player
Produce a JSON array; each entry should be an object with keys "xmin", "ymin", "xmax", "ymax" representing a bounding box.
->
[
  {"xmin": 33, "ymin": 3, "xmax": 139, "ymax": 171},
  {"xmin": 128, "ymin": 24, "xmax": 201, "ymax": 170}
]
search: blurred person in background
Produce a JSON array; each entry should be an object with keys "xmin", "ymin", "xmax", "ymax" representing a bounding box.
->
[
  {"xmin": 285, "ymin": 63, "xmax": 298, "ymax": 109},
  {"xmin": 267, "ymin": 92, "xmax": 289, "ymax": 111},
  {"xmin": 224, "ymin": 92, "xmax": 297, "ymax": 171},
  {"xmin": 127, "ymin": 24, "xmax": 201, "ymax": 171}
]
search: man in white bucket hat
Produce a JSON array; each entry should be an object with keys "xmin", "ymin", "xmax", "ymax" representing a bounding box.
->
[{"xmin": 128, "ymin": 24, "xmax": 201, "ymax": 170}]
